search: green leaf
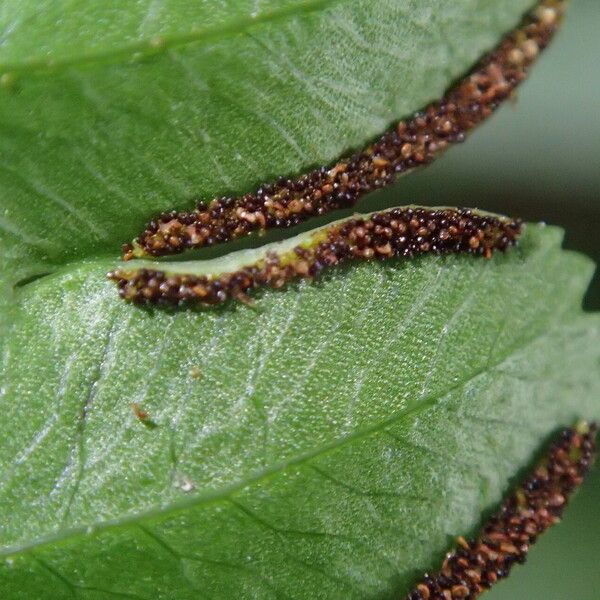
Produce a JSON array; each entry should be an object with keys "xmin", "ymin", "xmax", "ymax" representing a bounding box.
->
[
  {"xmin": 2, "ymin": 1, "xmax": 599, "ymax": 598},
  {"xmin": 0, "ymin": 0, "xmax": 535, "ymax": 281},
  {"xmin": 1, "ymin": 224, "xmax": 599, "ymax": 598}
]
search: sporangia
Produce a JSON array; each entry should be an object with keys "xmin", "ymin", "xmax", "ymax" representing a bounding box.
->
[
  {"xmin": 109, "ymin": 207, "xmax": 521, "ymax": 305},
  {"xmin": 121, "ymin": 0, "xmax": 563, "ymax": 262}
]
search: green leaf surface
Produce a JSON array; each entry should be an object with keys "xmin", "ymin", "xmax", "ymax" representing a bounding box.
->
[
  {"xmin": 1, "ymin": 224, "xmax": 599, "ymax": 599},
  {"xmin": 2, "ymin": 1, "xmax": 599, "ymax": 598},
  {"xmin": 0, "ymin": 0, "xmax": 535, "ymax": 282}
]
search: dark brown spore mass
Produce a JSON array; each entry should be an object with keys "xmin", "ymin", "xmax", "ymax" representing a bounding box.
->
[
  {"xmin": 404, "ymin": 423, "xmax": 597, "ymax": 600},
  {"xmin": 122, "ymin": 0, "xmax": 564, "ymax": 261},
  {"xmin": 109, "ymin": 207, "xmax": 521, "ymax": 306}
]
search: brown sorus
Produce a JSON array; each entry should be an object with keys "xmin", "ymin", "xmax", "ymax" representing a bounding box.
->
[
  {"xmin": 122, "ymin": 0, "xmax": 564, "ymax": 261},
  {"xmin": 108, "ymin": 207, "xmax": 521, "ymax": 306},
  {"xmin": 131, "ymin": 403, "xmax": 158, "ymax": 429},
  {"xmin": 404, "ymin": 422, "xmax": 597, "ymax": 600}
]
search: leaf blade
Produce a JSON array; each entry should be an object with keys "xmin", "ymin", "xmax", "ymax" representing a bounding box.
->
[
  {"xmin": 0, "ymin": 0, "xmax": 535, "ymax": 278},
  {"xmin": 1, "ymin": 225, "xmax": 599, "ymax": 598}
]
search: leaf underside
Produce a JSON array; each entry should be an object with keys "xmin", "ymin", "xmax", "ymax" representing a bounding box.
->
[
  {"xmin": 1, "ymin": 224, "xmax": 599, "ymax": 598},
  {"xmin": 1, "ymin": 1, "xmax": 599, "ymax": 599},
  {"xmin": 0, "ymin": 0, "xmax": 535, "ymax": 281}
]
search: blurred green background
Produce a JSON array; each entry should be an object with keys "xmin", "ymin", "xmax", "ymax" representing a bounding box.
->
[{"xmin": 383, "ymin": 1, "xmax": 600, "ymax": 597}]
